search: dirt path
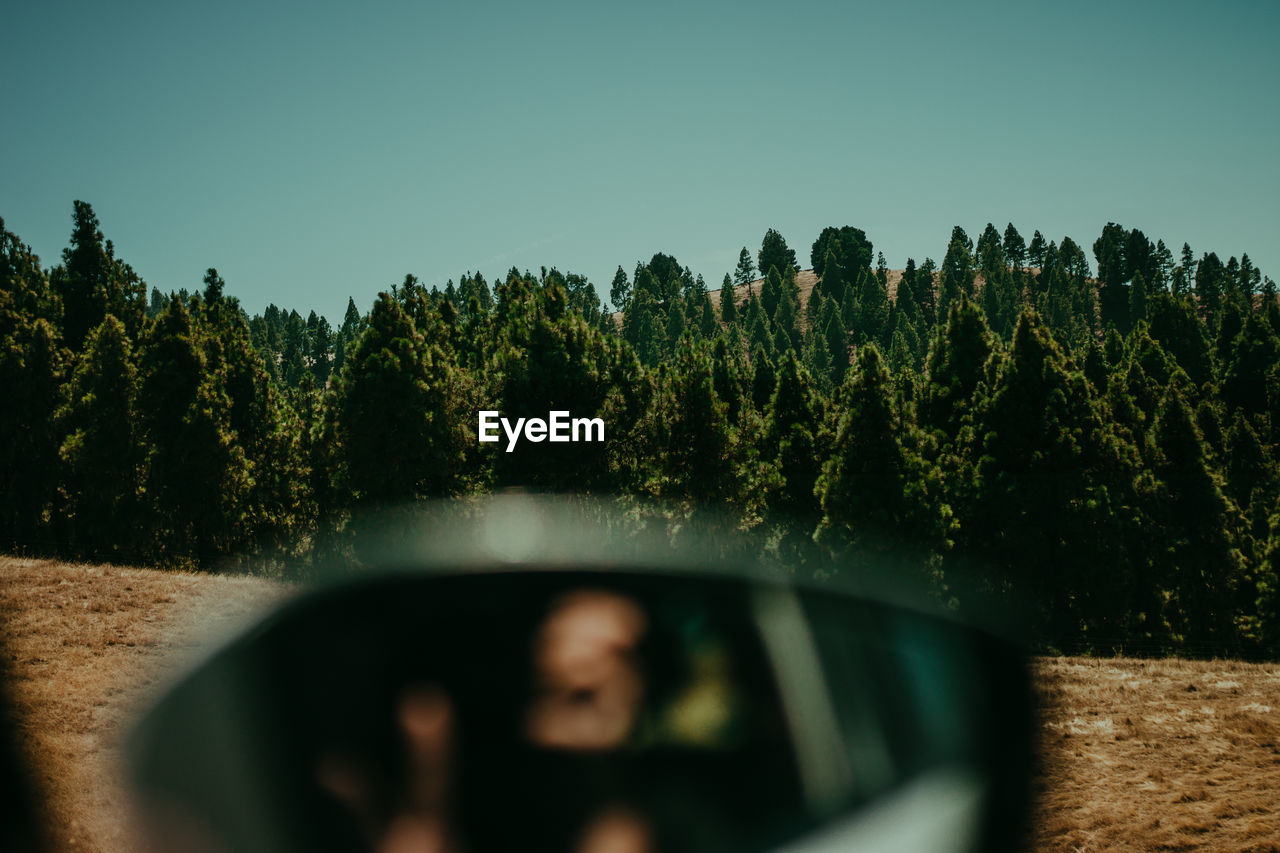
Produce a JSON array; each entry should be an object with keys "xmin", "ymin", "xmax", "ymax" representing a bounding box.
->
[{"xmin": 0, "ymin": 557, "xmax": 288, "ymax": 852}]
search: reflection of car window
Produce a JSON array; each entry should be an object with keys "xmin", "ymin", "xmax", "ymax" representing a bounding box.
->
[{"xmin": 797, "ymin": 590, "xmax": 988, "ymax": 798}]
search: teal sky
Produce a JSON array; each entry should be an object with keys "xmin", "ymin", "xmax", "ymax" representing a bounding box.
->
[{"xmin": 4, "ymin": 0, "xmax": 1278, "ymax": 323}]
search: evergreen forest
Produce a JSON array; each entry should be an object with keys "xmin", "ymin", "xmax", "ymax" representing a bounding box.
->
[{"xmin": 4, "ymin": 204, "xmax": 1280, "ymax": 657}]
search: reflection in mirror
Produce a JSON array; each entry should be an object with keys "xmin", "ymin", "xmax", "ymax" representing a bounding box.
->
[{"xmin": 129, "ymin": 566, "xmax": 1031, "ymax": 853}]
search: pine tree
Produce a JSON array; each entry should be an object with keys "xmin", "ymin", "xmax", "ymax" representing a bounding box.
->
[
  {"xmin": 1129, "ymin": 327, "xmax": 1180, "ymax": 391},
  {"xmin": 803, "ymin": 327, "xmax": 832, "ymax": 393},
  {"xmin": 1093, "ymin": 222, "xmax": 1132, "ymax": 332},
  {"xmin": 1195, "ymin": 399, "xmax": 1226, "ymax": 461},
  {"xmin": 765, "ymin": 352, "xmax": 823, "ymax": 557},
  {"xmin": 1222, "ymin": 313, "xmax": 1280, "ymax": 418},
  {"xmin": 1, "ymin": 220, "xmax": 65, "ymax": 544},
  {"xmin": 332, "ymin": 293, "xmax": 468, "ymax": 506},
  {"xmin": 280, "ymin": 309, "xmax": 309, "ymax": 389},
  {"xmin": 609, "ymin": 266, "xmax": 631, "ymax": 313},
  {"xmin": 805, "ymin": 286, "xmax": 826, "ymax": 333},
  {"xmin": 645, "ymin": 253, "xmax": 683, "ymax": 303},
  {"xmin": 758, "ymin": 229, "xmax": 797, "ymax": 282},
  {"xmin": 1196, "ymin": 252, "xmax": 1226, "ymax": 327},
  {"xmin": 939, "ymin": 226, "xmax": 975, "ymax": 315},
  {"xmin": 914, "ymin": 257, "xmax": 938, "ymax": 327},
  {"xmin": 823, "ymin": 306, "xmax": 849, "ymax": 386},
  {"xmin": 696, "ymin": 293, "xmax": 717, "ymax": 339},
  {"xmin": 1027, "ymin": 231, "xmax": 1047, "ymax": 269},
  {"xmin": 1151, "ymin": 388, "xmax": 1244, "ymax": 652},
  {"xmin": 458, "ymin": 272, "xmax": 493, "ymax": 316},
  {"xmin": 1153, "ymin": 239, "xmax": 1174, "ymax": 291},
  {"xmin": 491, "ymin": 285, "xmax": 620, "ymax": 491},
  {"xmin": 56, "ymin": 316, "xmax": 141, "ymax": 559},
  {"xmin": 1, "ymin": 220, "xmax": 60, "ymax": 326},
  {"xmin": 748, "ymin": 310, "xmax": 774, "ymax": 361},
  {"xmin": 900, "ymin": 257, "xmax": 918, "ymax": 305},
  {"xmin": 657, "ymin": 343, "xmax": 740, "ymax": 506},
  {"xmin": 718, "ymin": 273, "xmax": 738, "ymax": 327},
  {"xmin": 334, "ymin": 297, "xmax": 364, "ymax": 373},
  {"xmin": 979, "ymin": 266, "xmax": 1016, "ymax": 338},
  {"xmin": 137, "ymin": 296, "xmax": 250, "ymax": 563},
  {"xmin": 958, "ymin": 311, "xmax": 1137, "ymax": 647},
  {"xmin": 810, "ymin": 226, "xmax": 872, "ymax": 279},
  {"xmin": 816, "ymin": 344, "xmax": 940, "ymax": 578},
  {"xmin": 1146, "ymin": 292, "xmax": 1213, "ymax": 388},
  {"xmin": 895, "ymin": 264, "xmax": 924, "ymax": 331},
  {"xmin": 1082, "ymin": 337, "xmax": 1108, "ymax": 392},
  {"xmin": 1263, "ymin": 277, "xmax": 1280, "ymax": 331},
  {"xmin": 623, "ymin": 288, "xmax": 663, "ymax": 366},
  {"xmin": 887, "ymin": 315, "xmax": 922, "ymax": 375},
  {"xmin": 772, "ymin": 323, "xmax": 792, "ymax": 354},
  {"xmin": 1129, "ymin": 270, "xmax": 1149, "ymax": 327},
  {"xmin": 1257, "ymin": 513, "xmax": 1280, "ymax": 655},
  {"xmin": 775, "ymin": 285, "xmax": 799, "ymax": 347},
  {"xmin": 819, "ymin": 249, "xmax": 845, "ymax": 303},
  {"xmin": 711, "ymin": 336, "xmax": 745, "ymax": 424},
  {"xmin": 203, "ymin": 269, "xmax": 309, "ymax": 557},
  {"xmin": 307, "ymin": 311, "xmax": 333, "ymax": 387},
  {"xmin": 51, "ymin": 201, "xmax": 145, "ymax": 349},
  {"xmin": 1224, "ymin": 413, "xmax": 1274, "ymax": 524},
  {"xmin": 975, "ymin": 223, "xmax": 1006, "ymax": 277},
  {"xmin": 665, "ymin": 300, "xmax": 687, "ymax": 352},
  {"xmin": 840, "ymin": 275, "xmax": 858, "ymax": 331},
  {"xmin": 750, "ymin": 346, "xmax": 776, "ymax": 411},
  {"xmin": 53, "ymin": 200, "xmax": 114, "ymax": 350},
  {"xmin": 1003, "ymin": 224, "xmax": 1027, "ymax": 270},
  {"xmin": 1215, "ymin": 300, "xmax": 1244, "ymax": 372},
  {"xmin": 761, "ymin": 266, "xmax": 783, "ymax": 319},
  {"xmin": 733, "ymin": 248, "xmax": 755, "ymax": 289},
  {"xmin": 920, "ymin": 299, "xmax": 994, "ymax": 442},
  {"xmin": 854, "ymin": 267, "xmax": 890, "ymax": 346},
  {"xmin": 0, "ymin": 316, "xmax": 63, "ymax": 551}
]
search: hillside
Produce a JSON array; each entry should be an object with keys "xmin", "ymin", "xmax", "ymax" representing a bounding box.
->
[
  {"xmin": 610, "ymin": 268, "xmax": 880, "ymax": 324},
  {"xmin": 608, "ymin": 266, "xmax": 1066, "ymax": 326}
]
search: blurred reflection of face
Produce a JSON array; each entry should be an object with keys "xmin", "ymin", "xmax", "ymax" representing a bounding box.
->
[{"xmin": 525, "ymin": 591, "xmax": 648, "ymax": 750}]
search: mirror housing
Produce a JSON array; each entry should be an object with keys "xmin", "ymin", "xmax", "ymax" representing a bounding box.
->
[{"xmin": 130, "ymin": 499, "xmax": 1033, "ymax": 853}]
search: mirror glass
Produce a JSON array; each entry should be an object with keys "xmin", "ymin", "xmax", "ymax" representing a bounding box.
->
[{"xmin": 129, "ymin": 569, "xmax": 1030, "ymax": 853}]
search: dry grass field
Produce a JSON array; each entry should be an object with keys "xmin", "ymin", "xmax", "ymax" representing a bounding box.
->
[
  {"xmin": 0, "ymin": 556, "xmax": 287, "ymax": 851},
  {"xmin": 2, "ymin": 556, "xmax": 1278, "ymax": 851},
  {"xmin": 1031, "ymin": 658, "xmax": 1280, "ymax": 852}
]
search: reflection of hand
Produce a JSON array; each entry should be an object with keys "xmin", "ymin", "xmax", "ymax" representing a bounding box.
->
[
  {"xmin": 525, "ymin": 591, "xmax": 649, "ymax": 751},
  {"xmin": 317, "ymin": 685, "xmax": 461, "ymax": 853}
]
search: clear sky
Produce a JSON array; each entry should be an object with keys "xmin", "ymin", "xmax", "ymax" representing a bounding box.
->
[{"xmin": 3, "ymin": 0, "xmax": 1278, "ymax": 323}]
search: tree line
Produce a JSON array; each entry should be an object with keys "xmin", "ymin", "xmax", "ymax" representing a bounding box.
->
[{"xmin": 3, "ymin": 202, "xmax": 1279, "ymax": 657}]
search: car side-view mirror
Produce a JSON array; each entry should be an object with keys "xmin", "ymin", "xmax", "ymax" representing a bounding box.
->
[{"xmin": 128, "ymin": 500, "xmax": 1033, "ymax": 853}]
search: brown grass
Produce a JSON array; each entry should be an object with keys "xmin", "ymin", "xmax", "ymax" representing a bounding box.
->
[
  {"xmin": 2, "ymin": 557, "xmax": 1277, "ymax": 851},
  {"xmin": 1030, "ymin": 657, "xmax": 1280, "ymax": 852},
  {"xmin": 0, "ymin": 556, "xmax": 288, "ymax": 851}
]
